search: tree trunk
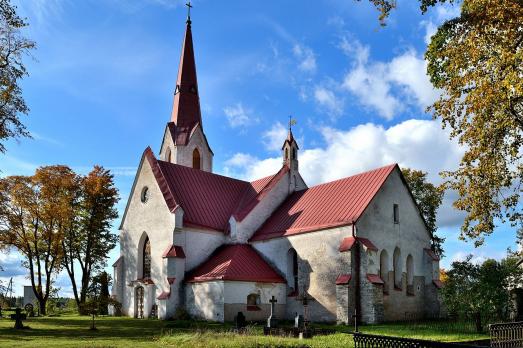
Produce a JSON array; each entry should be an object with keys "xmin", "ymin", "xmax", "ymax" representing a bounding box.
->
[
  {"xmin": 39, "ymin": 298, "xmax": 47, "ymax": 316},
  {"xmin": 474, "ymin": 312, "xmax": 483, "ymax": 333}
]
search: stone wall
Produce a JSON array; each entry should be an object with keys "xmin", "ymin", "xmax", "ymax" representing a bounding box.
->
[
  {"xmin": 186, "ymin": 281, "xmax": 225, "ymax": 322},
  {"xmin": 119, "ymin": 158, "xmax": 177, "ymax": 318},
  {"xmin": 252, "ymin": 226, "xmax": 352, "ymax": 323}
]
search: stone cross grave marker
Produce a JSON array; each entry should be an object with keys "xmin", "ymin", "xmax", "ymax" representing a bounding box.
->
[
  {"xmin": 267, "ymin": 295, "xmax": 278, "ymax": 328},
  {"xmin": 294, "ymin": 312, "xmax": 304, "ymax": 329},
  {"xmin": 10, "ymin": 307, "xmax": 27, "ymax": 329}
]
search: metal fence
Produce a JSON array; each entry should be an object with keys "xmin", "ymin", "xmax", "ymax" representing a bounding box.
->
[
  {"xmin": 489, "ymin": 321, "xmax": 523, "ymax": 348},
  {"xmin": 353, "ymin": 333, "xmax": 485, "ymax": 348}
]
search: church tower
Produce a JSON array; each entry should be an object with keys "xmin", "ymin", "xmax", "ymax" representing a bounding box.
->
[
  {"xmin": 282, "ymin": 126, "xmax": 299, "ymax": 172},
  {"xmin": 159, "ymin": 12, "xmax": 214, "ymax": 172}
]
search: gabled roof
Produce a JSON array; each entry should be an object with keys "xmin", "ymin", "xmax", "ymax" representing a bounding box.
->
[
  {"xmin": 250, "ymin": 164, "xmax": 397, "ymax": 242},
  {"xmin": 185, "ymin": 244, "xmax": 285, "ymax": 283},
  {"xmin": 233, "ymin": 165, "xmax": 290, "ymax": 222}
]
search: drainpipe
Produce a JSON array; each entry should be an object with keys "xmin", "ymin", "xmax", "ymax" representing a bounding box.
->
[{"xmin": 352, "ymin": 222, "xmax": 361, "ymax": 327}]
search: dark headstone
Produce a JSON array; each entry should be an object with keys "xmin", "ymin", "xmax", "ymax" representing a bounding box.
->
[
  {"xmin": 10, "ymin": 308, "xmax": 27, "ymax": 329},
  {"xmin": 235, "ymin": 311, "xmax": 246, "ymax": 330}
]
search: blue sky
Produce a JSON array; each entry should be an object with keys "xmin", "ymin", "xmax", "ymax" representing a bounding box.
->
[{"xmin": 0, "ymin": 0, "xmax": 519, "ymax": 296}]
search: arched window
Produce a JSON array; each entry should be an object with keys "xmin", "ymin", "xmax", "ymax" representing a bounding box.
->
[
  {"xmin": 285, "ymin": 148, "xmax": 289, "ymax": 161},
  {"xmin": 393, "ymin": 247, "xmax": 402, "ymax": 289},
  {"xmin": 192, "ymin": 148, "xmax": 201, "ymax": 170},
  {"xmin": 247, "ymin": 293, "xmax": 260, "ymax": 311},
  {"xmin": 380, "ymin": 250, "xmax": 389, "ymax": 294},
  {"xmin": 406, "ymin": 254, "xmax": 414, "ymax": 295},
  {"xmin": 287, "ymin": 248, "xmax": 298, "ymax": 294},
  {"xmin": 292, "ymin": 148, "xmax": 297, "ymax": 160},
  {"xmin": 143, "ymin": 237, "xmax": 151, "ymax": 279},
  {"xmin": 165, "ymin": 147, "xmax": 171, "ymax": 162}
]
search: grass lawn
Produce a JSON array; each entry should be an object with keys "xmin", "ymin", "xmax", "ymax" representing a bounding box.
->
[{"xmin": 0, "ymin": 314, "xmax": 489, "ymax": 348}]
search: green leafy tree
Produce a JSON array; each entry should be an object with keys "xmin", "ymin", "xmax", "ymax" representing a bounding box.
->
[
  {"xmin": 442, "ymin": 255, "xmax": 523, "ymax": 331},
  {"xmin": 61, "ymin": 166, "xmax": 119, "ymax": 312},
  {"xmin": 0, "ymin": 0, "xmax": 35, "ymax": 153},
  {"xmin": 363, "ymin": 0, "xmax": 523, "ymax": 246},
  {"xmin": 402, "ymin": 168, "xmax": 445, "ymax": 255}
]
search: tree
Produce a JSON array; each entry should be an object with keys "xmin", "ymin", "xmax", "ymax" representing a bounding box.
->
[
  {"xmin": 402, "ymin": 168, "xmax": 445, "ymax": 255},
  {"xmin": 0, "ymin": 0, "xmax": 35, "ymax": 153},
  {"xmin": 358, "ymin": 0, "xmax": 457, "ymax": 25},
  {"xmin": 0, "ymin": 166, "xmax": 78, "ymax": 314},
  {"xmin": 362, "ymin": 1, "xmax": 523, "ymax": 246},
  {"xmin": 61, "ymin": 166, "xmax": 119, "ymax": 312},
  {"xmin": 441, "ymin": 255, "xmax": 523, "ymax": 331}
]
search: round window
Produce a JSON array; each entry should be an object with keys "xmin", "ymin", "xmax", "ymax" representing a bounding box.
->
[{"xmin": 140, "ymin": 187, "xmax": 149, "ymax": 203}]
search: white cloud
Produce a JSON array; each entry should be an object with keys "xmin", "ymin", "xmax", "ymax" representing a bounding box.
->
[
  {"xmin": 262, "ymin": 122, "xmax": 287, "ymax": 152},
  {"xmin": 224, "ymin": 118, "xmax": 465, "ymax": 227},
  {"xmin": 340, "ymin": 38, "xmax": 438, "ymax": 120},
  {"xmin": 314, "ymin": 86, "xmax": 344, "ymax": 117},
  {"xmin": 421, "ymin": 4, "xmax": 461, "ymax": 45},
  {"xmin": 293, "ymin": 44, "xmax": 317, "ymax": 73},
  {"xmin": 223, "ymin": 103, "xmax": 258, "ymax": 128}
]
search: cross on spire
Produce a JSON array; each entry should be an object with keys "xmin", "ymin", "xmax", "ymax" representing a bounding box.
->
[
  {"xmin": 288, "ymin": 115, "xmax": 297, "ymax": 131},
  {"xmin": 186, "ymin": 1, "xmax": 193, "ymax": 24}
]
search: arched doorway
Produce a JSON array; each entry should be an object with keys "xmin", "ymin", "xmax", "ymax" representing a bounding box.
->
[{"xmin": 135, "ymin": 286, "xmax": 144, "ymax": 319}]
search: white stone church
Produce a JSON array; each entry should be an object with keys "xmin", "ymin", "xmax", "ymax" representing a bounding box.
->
[{"xmin": 112, "ymin": 16, "xmax": 442, "ymax": 324}]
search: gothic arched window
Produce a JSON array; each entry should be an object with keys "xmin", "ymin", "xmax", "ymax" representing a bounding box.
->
[
  {"xmin": 165, "ymin": 147, "xmax": 171, "ymax": 162},
  {"xmin": 143, "ymin": 237, "xmax": 151, "ymax": 279},
  {"xmin": 287, "ymin": 248, "xmax": 298, "ymax": 294},
  {"xmin": 285, "ymin": 148, "xmax": 289, "ymax": 161},
  {"xmin": 393, "ymin": 247, "xmax": 402, "ymax": 289},
  {"xmin": 406, "ymin": 254, "xmax": 414, "ymax": 295},
  {"xmin": 192, "ymin": 148, "xmax": 201, "ymax": 170},
  {"xmin": 292, "ymin": 148, "xmax": 297, "ymax": 160},
  {"xmin": 380, "ymin": 249, "xmax": 389, "ymax": 294}
]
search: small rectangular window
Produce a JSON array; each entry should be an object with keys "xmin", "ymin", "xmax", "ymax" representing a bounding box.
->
[{"xmin": 393, "ymin": 204, "xmax": 399, "ymax": 224}]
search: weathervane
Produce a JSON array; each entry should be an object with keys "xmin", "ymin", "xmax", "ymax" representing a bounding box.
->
[
  {"xmin": 186, "ymin": 1, "xmax": 193, "ymax": 23},
  {"xmin": 288, "ymin": 115, "xmax": 297, "ymax": 131}
]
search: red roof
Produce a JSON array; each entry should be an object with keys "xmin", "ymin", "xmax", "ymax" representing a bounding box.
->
[
  {"xmin": 250, "ymin": 164, "xmax": 397, "ymax": 241},
  {"xmin": 157, "ymin": 291, "xmax": 170, "ymax": 300},
  {"xmin": 336, "ymin": 274, "xmax": 352, "ymax": 285},
  {"xmin": 339, "ymin": 237, "xmax": 378, "ymax": 252},
  {"xmin": 170, "ymin": 20, "xmax": 202, "ymax": 136},
  {"xmin": 185, "ymin": 244, "xmax": 285, "ymax": 283},
  {"xmin": 143, "ymin": 147, "xmax": 287, "ymax": 232},
  {"xmin": 367, "ymin": 274, "xmax": 384, "ymax": 285},
  {"xmin": 162, "ymin": 245, "xmax": 186, "ymax": 258},
  {"xmin": 233, "ymin": 166, "xmax": 289, "ymax": 221}
]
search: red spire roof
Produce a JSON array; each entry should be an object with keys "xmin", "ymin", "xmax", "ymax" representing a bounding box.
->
[
  {"xmin": 250, "ymin": 164, "xmax": 398, "ymax": 242},
  {"xmin": 185, "ymin": 244, "xmax": 285, "ymax": 283},
  {"xmin": 170, "ymin": 20, "xmax": 202, "ymax": 133}
]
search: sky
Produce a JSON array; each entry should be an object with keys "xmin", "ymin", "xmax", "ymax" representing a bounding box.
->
[{"xmin": 0, "ymin": 0, "xmax": 520, "ymax": 297}]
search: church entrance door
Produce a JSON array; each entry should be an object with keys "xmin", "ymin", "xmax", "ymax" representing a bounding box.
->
[{"xmin": 135, "ymin": 286, "xmax": 144, "ymax": 319}]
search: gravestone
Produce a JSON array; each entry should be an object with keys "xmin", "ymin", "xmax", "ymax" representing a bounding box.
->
[
  {"xmin": 235, "ymin": 311, "xmax": 246, "ymax": 330},
  {"xmin": 294, "ymin": 312, "xmax": 304, "ymax": 329},
  {"xmin": 10, "ymin": 307, "xmax": 27, "ymax": 329},
  {"xmin": 266, "ymin": 295, "xmax": 278, "ymax": 328}
]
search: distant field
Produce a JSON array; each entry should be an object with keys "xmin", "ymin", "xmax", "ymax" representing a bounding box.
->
[{"xmin": 0, "ymin": 314, "xmax": 488, "ymax": 347}]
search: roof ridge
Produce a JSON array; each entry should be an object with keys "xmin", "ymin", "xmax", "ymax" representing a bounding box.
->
[
  {"xmin": 303, "ymin": 163, "xmax": 397, "ymax": 191},
  {"xmin": 158, "ymin": 159, "xmax": 251, "ymax": 184},
  {"xmin": 233, "ymin": 165, "xmax": 289, "ymax": 222}
]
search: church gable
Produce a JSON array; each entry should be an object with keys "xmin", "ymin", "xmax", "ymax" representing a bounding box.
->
[{"xmin": 119, "ymin": 147, "xmax": 178, "ymax": 231}]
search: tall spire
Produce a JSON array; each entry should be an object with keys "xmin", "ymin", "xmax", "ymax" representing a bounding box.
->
[{"xmin": 170, "ymin": 5, "xmax": 202, "ymax": 130}]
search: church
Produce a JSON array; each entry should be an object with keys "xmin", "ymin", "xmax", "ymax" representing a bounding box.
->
[{"xmin": 111, "ymin": 15, "xmax": 442, "ymax": 324}]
